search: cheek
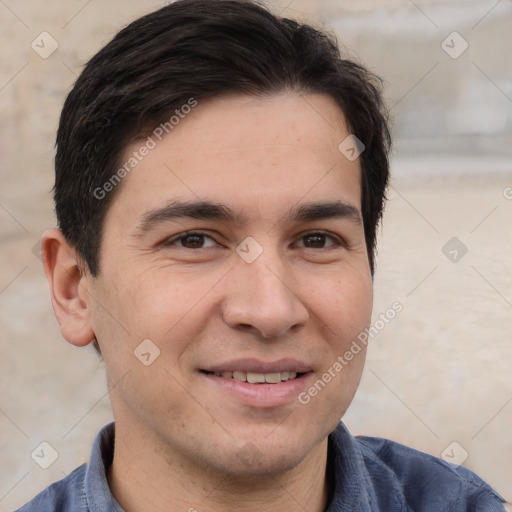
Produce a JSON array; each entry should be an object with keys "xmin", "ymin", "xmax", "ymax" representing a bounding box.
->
[
  {"xmin": 127, "ymin": 270, "xmax": 213, "ymax": 337},
  {"xmin": 94, "ymin": 266, "xmax": 183, "ymax": 334},
  {"xmin": 95, "ymin": 267, "xmax": 222, "ymax": 369},
  {"xmin": 309, "ymin": 269, "xmax": 373, "ymax": 345},
  {"xmin": 296, "ymin": 273, "xmax": 371, "ymax": 430}
]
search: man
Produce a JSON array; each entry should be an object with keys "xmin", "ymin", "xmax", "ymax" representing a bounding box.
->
[{"xmin": 17, "ymin": 0, "xmax": 506, "ymax": 510}]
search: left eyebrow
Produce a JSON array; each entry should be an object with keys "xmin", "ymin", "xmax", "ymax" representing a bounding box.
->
[
  {"xmin": 132, "ymin": 199, "xmax": 362, "ymax": 238},
  {"xmin": 287, "ymin": 200, "xmax": 362, "ymax": 224}
]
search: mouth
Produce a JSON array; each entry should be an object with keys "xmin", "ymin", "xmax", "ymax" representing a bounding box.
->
[
  {"xmin": 198, "ymin": 358, "xmax": 314, "ymax": 407},
  {"xmin": 200, "ymin": 369, "xmax": 306, "ymax": 384}
]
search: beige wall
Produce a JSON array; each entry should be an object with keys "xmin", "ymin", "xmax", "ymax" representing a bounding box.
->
[{"xmin": 1, "ymin": 0, "xmax": 511, "ymax": 508}]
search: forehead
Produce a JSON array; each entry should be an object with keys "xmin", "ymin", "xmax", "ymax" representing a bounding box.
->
[{"xmin": 108, "ymin": 92, "xmax": 361, "ymax": 227}]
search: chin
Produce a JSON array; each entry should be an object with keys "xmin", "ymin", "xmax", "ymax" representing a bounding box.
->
[
  {"xmin": 208, "ymin": 427, "xmax": 327, "ymax": 479},
  {"xmin": 214, "ymin": 448, "xmax": 313, "ymax": 480}
]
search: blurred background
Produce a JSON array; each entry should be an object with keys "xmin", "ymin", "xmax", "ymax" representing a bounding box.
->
[{"xmin": 1, "ymin": 0, "xmax": 511, "ymax": 508}]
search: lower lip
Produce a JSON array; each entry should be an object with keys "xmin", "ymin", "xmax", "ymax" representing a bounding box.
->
[{"xmin": 201, "ymin": 372, "xmax": 313, "ymax": 408}]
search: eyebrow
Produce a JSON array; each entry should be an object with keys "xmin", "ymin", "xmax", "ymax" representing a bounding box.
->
[{"xmin": 133, "ymin": 199, "xmax": 361, "ymax": 237}]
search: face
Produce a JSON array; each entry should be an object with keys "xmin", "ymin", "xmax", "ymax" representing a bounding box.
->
[{"xmin": 84, "ymin": 92, "xmax": 373, "ymax": 476}]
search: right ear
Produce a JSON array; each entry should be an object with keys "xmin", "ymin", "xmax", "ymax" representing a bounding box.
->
[{"xmin": 41, "ymin": 228, "xmax": 96, "ymax": 347}]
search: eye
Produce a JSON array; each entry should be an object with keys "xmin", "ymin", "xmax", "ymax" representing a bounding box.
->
[
  {"xmin": 164, "ymin": 231, "xmax": 218, "ymax": 249},
  {"xmin": 296, "ymin": 232, "xmax": 340, "ymax": 249}
]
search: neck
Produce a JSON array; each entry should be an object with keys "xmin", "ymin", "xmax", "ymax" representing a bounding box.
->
[{"xmin": 107, "ymin": 420, "xmax": 330, "ymax": 512}]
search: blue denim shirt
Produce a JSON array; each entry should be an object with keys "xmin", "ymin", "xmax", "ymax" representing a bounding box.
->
[{"xmin": 16, "ymin": 421, "xmax": 505, "ymax": 511}]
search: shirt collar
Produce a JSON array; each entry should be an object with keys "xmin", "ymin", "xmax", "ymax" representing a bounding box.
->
[
  {"xmin": 84, "ymin": 422, "xmax": 124, "ymax": 512},
  {"xmin": 325, "ymin": 421, "xmax": 377, "ymax": 510},
  {"xmin": 325, "ymin": 422, "xmax": 408, "ymax": 511}
]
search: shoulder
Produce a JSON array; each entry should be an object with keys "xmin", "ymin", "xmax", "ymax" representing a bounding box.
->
[
  {"xmin": 14, "ymin": 463, "xmax": 88, "ymax": 511},
  {"xmin": 356, "ymin": 434, "xmax": 505, "ymax": 509}
]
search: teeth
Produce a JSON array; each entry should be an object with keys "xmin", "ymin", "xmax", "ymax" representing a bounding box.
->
[
  {"xmin": 264, "ymin": 372, "xmax": 281, "ymax": 384},
  {"xmin": 211, "ymin": 370, "xmax": 300, "ymax": 384},
  {"xmin": 233, "ymin": 371, "xmax": 246, "ymax": 381},
  {"xmin": 247, "ymin": 372, "xmax": 266, "ymax": 384}
]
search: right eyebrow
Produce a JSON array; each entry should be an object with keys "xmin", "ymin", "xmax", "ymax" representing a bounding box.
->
[{"xmin": 132, "ymin": 200, "xmax": 248, "ymax": 238}]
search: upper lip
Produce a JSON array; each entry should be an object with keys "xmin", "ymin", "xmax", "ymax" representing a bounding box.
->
[{"xmin": 201, "ymin": 358, "xmax": 312, "ymax": 374}]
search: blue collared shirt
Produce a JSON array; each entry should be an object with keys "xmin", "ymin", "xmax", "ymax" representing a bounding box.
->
[{"xmin": 16, "ymin": 422, "xmax": 505, "ymax": 511}]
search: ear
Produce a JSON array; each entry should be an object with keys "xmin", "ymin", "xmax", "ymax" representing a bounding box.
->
[{"xmin": 41, "ymin": 228, "xmax": 95, "ymax": 347}]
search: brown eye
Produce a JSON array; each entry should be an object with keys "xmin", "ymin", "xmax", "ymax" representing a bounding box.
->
[
  {"xmin": 304, "ymin": 234, "xmax": 326, "ymax": 248},
  {"xmin": 164, "ymin": 232, "xmax": 217, "ymax": 249},
  {"xmin": 298, "ymin": 233, "xmax": 337, "ymax": 249},
  {"xmin": 180, "ymin": 234, "xmax": 206, "ymax": 248}
]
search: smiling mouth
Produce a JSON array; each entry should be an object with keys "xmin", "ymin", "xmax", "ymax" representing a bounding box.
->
[{"xmin": 201, "ymin": 370, "xmax": 307, "ymax": 384}]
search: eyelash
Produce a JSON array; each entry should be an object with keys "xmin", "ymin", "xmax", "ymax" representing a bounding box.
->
[{"xmin": 163, "ymin": 230, "xmax": 345, "ymax": 250}]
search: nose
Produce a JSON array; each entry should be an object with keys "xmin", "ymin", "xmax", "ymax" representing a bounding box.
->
[{"xmin": 221, "ymin": 252, "xmax": 309, "ymax": 339}]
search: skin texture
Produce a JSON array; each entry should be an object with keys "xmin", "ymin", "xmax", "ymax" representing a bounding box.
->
[{"xmin": 42, "ymin": 92, "xmax": 373, "ymax": 512}]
